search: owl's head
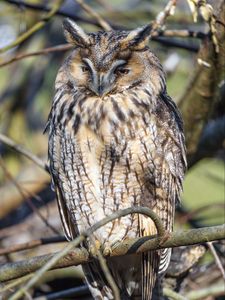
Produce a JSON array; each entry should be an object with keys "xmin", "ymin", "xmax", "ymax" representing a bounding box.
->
[{"xmin": 63, "ymin": 19, "xmax": 164, "ymax": 97}]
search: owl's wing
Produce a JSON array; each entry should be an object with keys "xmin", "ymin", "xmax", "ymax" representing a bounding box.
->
[
  {"xmin": 48, "ymin": 129, "xmax": 77, "ymax": 241},
  {"xmin": 55, "ymin": 181, "xmax": 76, "ymax": 241},
  {"xmin": 141, "ymin": 92, "xmax": 186, "ymax": 299}
]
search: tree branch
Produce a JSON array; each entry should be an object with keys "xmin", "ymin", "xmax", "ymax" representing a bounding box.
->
[{"xmin": 1, "ymin": 223, "xmax": 224, "ymax": 282}]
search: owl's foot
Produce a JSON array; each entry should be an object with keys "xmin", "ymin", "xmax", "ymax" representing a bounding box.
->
[
  {"xmin": 89, "ymin": 240, "xmax": 101, "ymax": 257},
  {"xmin": 89, "ymin": 239, "xmax": 122, "ymax": 257},
  {"xmin": 102, "ymin": 245, "xmax": 112, "ymax": 257},
  {"xmin": 102, "ymin": 239, "xmax": 121, "ymax": 256}
]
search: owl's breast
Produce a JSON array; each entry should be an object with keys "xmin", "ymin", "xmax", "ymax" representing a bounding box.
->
[{"xmin": 69, "ymin": 109, "xmax": 161, "ymax": 242}]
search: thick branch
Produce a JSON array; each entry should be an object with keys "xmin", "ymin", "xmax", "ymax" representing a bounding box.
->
[{"xmin": 1, "ymin": 224, "xmax": 224, "ymax": 282}]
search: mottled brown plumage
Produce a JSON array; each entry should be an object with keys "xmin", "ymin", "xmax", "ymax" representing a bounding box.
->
[{"xmin": 46, "ymin": 19, "xmax": 186, "ymax": 300}]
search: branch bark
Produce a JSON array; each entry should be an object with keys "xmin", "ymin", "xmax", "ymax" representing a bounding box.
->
[{"xmin": 1, "ymin": 223, "xmax": 224, "ymax": 282}]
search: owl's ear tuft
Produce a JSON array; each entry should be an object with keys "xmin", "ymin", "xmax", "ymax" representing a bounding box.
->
[
  {"xmin": 120, "ymin": 24, "xmax": 152, "ymax": 50},
  {"xmin": 63, "ymin": 19, "xmax": 90, "ymax": 48}
]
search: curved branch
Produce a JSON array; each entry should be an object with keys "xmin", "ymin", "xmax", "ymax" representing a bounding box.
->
[{"xmin": 8, "ymin": 206, "xmax": 165, "ymax": 300}]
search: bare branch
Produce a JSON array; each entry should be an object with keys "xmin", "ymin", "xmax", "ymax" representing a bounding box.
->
[{"xmin": 207, "ymin": 242, "xmax": 225, "ymax": 281}]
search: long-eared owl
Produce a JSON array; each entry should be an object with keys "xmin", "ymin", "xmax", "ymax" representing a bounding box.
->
[{"xmin": 46, "ymin": 19, "xmax": 186, "ymax": 300}]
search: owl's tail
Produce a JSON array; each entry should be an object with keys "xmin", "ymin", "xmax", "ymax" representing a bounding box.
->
[{"xmin": 83, "ymin": 253, "xmax": 162, "ymax": 300}]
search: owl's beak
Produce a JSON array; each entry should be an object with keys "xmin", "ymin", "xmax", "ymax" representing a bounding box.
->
[{"xmin": 91, "ymin": 73, "xmax": 112, "ymax": 97}]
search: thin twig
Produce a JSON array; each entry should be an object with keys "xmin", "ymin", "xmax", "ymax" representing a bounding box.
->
[
  {"xmin": 0, "ymin": 133, "xmax": 48, "ymax": 172},
  {"xmin": 207, "ymin": 242, "xmax": 225, "ymax": 281},
  {"xmin": 33, "ymin": 285, "xmax": 90, "ymax": 300},
  {"xmin": 155, "ymin": 29, "xmax": 206, "ymax": 39},
  {"xmin": 75, "ymin": 0, "xmax": 112, "ymax": 31},
  {"xmin": 8, "ymin": 206, "xmax": 164, "ymax": 299},
  {"xmin": 0, "ymin": 0, "xmax": 65, "ymax": 53},
  {"xmin": 96, "ymin": 250, "xmax": 120, "ymax": 300}
]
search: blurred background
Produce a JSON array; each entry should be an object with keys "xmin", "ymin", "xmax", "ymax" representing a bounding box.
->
[{"xmin": 0, "ymin": 0, "xmax": 224, "ymax": 299}]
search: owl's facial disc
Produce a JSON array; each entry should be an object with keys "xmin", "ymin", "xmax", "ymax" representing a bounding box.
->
[{"xmin": 82, "ymin": 58, "xmax": 129, "ymax": 97}]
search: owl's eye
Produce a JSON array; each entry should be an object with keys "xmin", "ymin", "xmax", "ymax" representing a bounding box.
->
[
  {"xmin": 81, "ymin": 65, "xmax": 89, "ymax": 73},
  {"xmin": 114, "ymin": 67, "xmax": 130, "ymax": 75}
]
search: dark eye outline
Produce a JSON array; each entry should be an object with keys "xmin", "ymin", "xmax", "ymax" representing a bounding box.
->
[{"xmin": 114, "ymin": 67, "xmax": 130, "ymax": 75}]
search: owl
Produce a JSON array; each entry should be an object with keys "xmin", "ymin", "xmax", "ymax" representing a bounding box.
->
[{"xmin": 46, "ymin": 19, "xmax": 186, "ymax": 300}]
